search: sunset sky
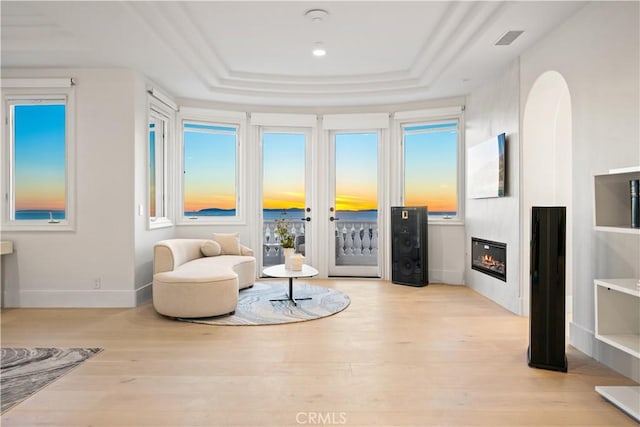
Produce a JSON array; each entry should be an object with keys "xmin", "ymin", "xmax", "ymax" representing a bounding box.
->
[
  {"xmin": 13, "ymin": 104, "xmax": 66, "ymax": 212},
  {"xmin": 183, "ymin": 123, "xmax": 458, "ymax": 214},
  {"xmin": 19, "ymin": 107, "xmax": 456, "ymax": 216},
  {"xmin": 149, "ymin": 122, "xmax": 157, "ymax": 217},
  {"xmin": 404, "ymin": 122, "xmax": 458, "ymax": 213},
  {"xmin": 263, "ymin": 132, "xmax": 306, "ymax": 209},
  {"xmin": 334, "ymin": 132, "xmax": 378, "ymax": 211},
  {"xmin": 263, "ymin": 132, "xmax": 379, "ymax": 212},
  {"xmin": 18, "ymin": 108, "xmax": 455, "ymax": 216},
  {"xmin": 183, "ymin": 123, "xmax": 237, "ymax": 212}
]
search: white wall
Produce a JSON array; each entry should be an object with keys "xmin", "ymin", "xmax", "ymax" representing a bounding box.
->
[
  {"xmin": 428, "ymin": 224, "xmax": 465, "ymax": 284},
  {"xmin": 520, "ymin": 1, "xmax": 639, "ymax": 380},
  {"xmin": 520, "ymin": 71, "xmax": 572, "ymax": 317},
  {"xmin": 1, "ymin": 68, "xmax": 140, "ymax": 307},
  {"xmin": 1, "ymin": 68, "xmax": 179, "ymax": 307},
  {"xmin": 464, "ymin": 60, "xmax": 522, "ymax": 314}
]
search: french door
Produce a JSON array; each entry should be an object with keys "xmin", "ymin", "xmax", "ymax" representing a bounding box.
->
[
  {"xmin": 328, "ymin": 131, "xmax": 381, "ymax": 277},
  {"xmin": 261, "ymin": 129, "xmax": 312, "ymax": 271}
]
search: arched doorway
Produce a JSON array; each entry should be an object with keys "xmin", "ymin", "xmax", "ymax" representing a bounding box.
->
[{"xmin": 521, "ymin": 71, "xmax": 572, "ymax": 320}]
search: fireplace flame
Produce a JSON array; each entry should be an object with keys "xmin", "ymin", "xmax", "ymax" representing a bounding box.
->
[
  {"xmin": 479, "ymin": 254, "xmax": 502, "ymax": 268},
  {"xmin": 471, "ymin": 238, "xmax": 507, "ymax": 280}
]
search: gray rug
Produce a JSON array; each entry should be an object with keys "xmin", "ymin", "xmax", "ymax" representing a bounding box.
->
[
  {"xmin": 1, "ymin": 347, "xmax": 102, "ymax": 413},
  {"xmin": 179, "ymin": 281, "xmax": 350, "ymax": 326}
]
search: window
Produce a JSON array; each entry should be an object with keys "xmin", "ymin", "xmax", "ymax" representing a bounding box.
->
[
  {"xmin": 149, "ymin": 117, "xmax": 164, "ymax": 218},
  {"xmin": 402, "ymin": 119, "xmax": 461, "ymax": 220},
  {"xmin": 2, "ymin": 85, "xmax": 75, "ymax": 230},
  {"xmin": 181, "ymin": 120, "xmax": 239, "ymax": 221},
  {"xmin": 148, "ymin": 99, "xmax": 173, "ymax": 228}
]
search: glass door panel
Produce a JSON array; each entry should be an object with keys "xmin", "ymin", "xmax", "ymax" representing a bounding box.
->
[
  {"xmin": 329, "ymin": 132, "xmax": 379, "ymax": 277},
  {"xmin": 262, "ymin": 131, "xmax": 309, "ymax": 269}
]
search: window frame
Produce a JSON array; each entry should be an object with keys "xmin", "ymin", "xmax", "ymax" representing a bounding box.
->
[
  {"xmin": 176, "ymin": 108, "xmax": 246, "ymax": 225},
  {"xmin": 398, "ymin": 114, "xmax": 464, "ymax": 224},
  {"xmin": 1, "ymin": 86, "xmax": 76, "ymax": 231},
  {"xmin": 147, "ymin": 97, "xmax": 174, "ymax": 229}
]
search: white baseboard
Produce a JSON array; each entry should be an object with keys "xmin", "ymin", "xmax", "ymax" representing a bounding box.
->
[
  {"xmin": 519, "ymin": 297, "xmax": 528, "ymax": 317},
  {"xmin": 136, "ymin": 282, "xmax": 153, "ymax": 305},
  {"xmin": 18, "ymin": 283, "xmax": 153, "ymax": 308},
  {"xmin": 571, "ymin": 321, "xmax": 640, "ymax": 382},
  {"xmin": 429, "ymin": 269, "xmax": 464, "ymax": 285},
  {"xmin": 570, "ymin": 321, "xmax": 595, "ymax": 357}
]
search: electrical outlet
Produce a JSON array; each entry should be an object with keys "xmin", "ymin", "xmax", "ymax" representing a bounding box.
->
[{"xmin": 93, "ymin": 278, "xmax": 101, "ymax": 289}]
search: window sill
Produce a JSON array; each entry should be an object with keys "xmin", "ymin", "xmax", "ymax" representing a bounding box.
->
[
  {"xmin": 177, "ymin": 216, "xmax": 246, "ymax": 226},
  {"xmin": 427, "ymin": 218, "xmax": 465, "ymax": 226},
  {"xmin": 149, "ymin": 218, "xmax": 174, "ymax": 230},
  {"xmin": 2, "ymin": 221, "xmax": 75, "ymax": 232}
]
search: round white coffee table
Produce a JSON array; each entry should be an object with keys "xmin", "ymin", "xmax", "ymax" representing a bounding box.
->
[{"xmin": 263, "ymin": 264, "xmax": 319, "ymax": 305}]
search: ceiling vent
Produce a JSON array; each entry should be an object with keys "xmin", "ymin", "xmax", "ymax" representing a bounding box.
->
[{"xmin": 494, "ymin": 30, "xmax": 524, "ymax": 46}]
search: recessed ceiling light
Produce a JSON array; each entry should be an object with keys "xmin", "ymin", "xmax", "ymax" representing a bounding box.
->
[{"xmin": 312, "ymin": 42, "xmax": 326, "ymax": 57}]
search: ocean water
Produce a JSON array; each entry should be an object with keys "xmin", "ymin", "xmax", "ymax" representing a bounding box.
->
[
  {"xmin": 16, "ymin": 208, "xmax": 454, "ymax": 221},
  {"xmin": 183, "ymin": 208, "xmax": 377, "ymax": 221},
  {"xmin": 15, "ymin": 210, "xmax": 65, "ymax": 220},
  {"xmin": 185, "ymin": 208, "xmax": 456, "ymax": 221},
  {"xmin": 264, "ymin": 208, "xmax": 378, "ymax": 221}
]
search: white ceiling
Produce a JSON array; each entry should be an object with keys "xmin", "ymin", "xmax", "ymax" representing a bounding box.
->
[{"xmin": 1, "ymin": 1, "xmax": 586, "ymax": 107}]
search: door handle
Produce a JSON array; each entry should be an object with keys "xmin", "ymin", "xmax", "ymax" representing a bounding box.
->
[
  {"xmin": 301, "ymin": 217, "xmax": 311, "ymax": 222},
  {"xmin": 329, "ymin": 216, "xmax": 340, "ymax": 222}
]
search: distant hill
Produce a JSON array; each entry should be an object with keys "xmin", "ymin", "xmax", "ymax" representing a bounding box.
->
[
  {"xmin": 197, "ymin": 208, "xmax": 235, "ymax": 214},
  {"xmin": 186, "ymin": 207, "xmax": 380, "ymax": 221}
]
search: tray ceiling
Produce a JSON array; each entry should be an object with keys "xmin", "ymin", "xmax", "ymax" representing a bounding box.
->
[{"xmin": 1, "ymin": 1, "xmax": 586, "ymax": 107}]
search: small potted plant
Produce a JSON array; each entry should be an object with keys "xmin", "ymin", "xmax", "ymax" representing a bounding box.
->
[{"xmin": 274, "ymin": 216, "xmax": 295, "ymax": 268}]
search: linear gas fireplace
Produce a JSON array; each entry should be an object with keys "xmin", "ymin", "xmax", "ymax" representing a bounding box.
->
[{"xmin": 471, "ymin": 238, "xmax": 507, "ymax": 281}]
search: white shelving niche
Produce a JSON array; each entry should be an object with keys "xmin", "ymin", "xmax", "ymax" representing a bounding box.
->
[
  {"xmin": 594, "ymin": 279, "xmax": 640, "ymax": 358},
  {"xmin": 593, "ymin": 166, "xmax": 640, "ymax": 422},
  {"xmin": 593, "ymin": 166, "xmax": 640, "ymax": 234},
  {"xmin": 594, "ymin": 278, "xmax": 640, "ymax": 422}
]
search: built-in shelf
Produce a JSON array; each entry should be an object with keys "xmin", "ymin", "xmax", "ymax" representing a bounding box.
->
[
  {"xmin": 593, "ymin": 167, "xmax": 640, "ymax": 231},
  {"xmin": 595, "ymin": 279, "xmax": 640, "ymax": 358},
  {"xmin": 595, "ymin": 278, "xmax": 640, "ymax": 297},
  {"xmin": 594, "ymin": 225, "xmax": 640, "ymax": 235},
  {"xmin": 596, "ymin": 334, "xmax": 640, "ymax": 359},
  {"xmin": 593, "ymin": 167, "xmax": 640, "ymax": 421},
  {"xmin": 595, "ymin": 386, "xmax": 640, "ymax": 423},
  {"xmin": 594, "ymin": 278, "xmax": 640, "ymax": 421}
]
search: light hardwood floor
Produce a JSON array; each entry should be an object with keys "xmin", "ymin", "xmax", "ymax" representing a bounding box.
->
[{"xmin": 1, "ymin": 280, "xmax": 637, "ymax": 426}]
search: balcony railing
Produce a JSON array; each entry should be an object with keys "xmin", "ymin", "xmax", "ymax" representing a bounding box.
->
[
  {"xmin": 335, "ymin": 221, "xmax": 378, "ymax": 266},
  {"xmin": 263, "ymin": 220, "xmax": 306, "ymax": 266},
  {"xmin": 262, "ymin": 220, "xmax": 378, "ymax": 267}
]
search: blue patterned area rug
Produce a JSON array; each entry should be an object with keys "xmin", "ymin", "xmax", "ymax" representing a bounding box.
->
[
  {"xmin": 179, "ymin": 282, "xmax": 350, "ymax": 326},
  {"xmin": 1, "ymin": 347, "xmax": 102, "ymax": 413}
]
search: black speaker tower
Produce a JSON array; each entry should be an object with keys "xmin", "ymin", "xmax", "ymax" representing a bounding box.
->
[
  {"xmin": 528, "ymin": 206, "xmax": 567, "ymax": 372},
  {"xmin": 391, "ymin": 206, "xmax": 428, "ymax": 287}
]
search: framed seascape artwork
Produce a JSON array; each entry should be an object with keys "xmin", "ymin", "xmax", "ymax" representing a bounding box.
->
[{"xmin": 467, "ymin": 133, "xmax": 506, "ymax": 199}]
